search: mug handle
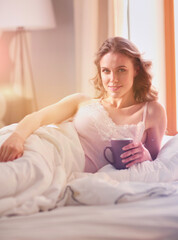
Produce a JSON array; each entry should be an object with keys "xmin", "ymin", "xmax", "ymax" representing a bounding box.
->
[{"xmin": 104, "ymin": 147, "xmax": 115, "ymax": 164}]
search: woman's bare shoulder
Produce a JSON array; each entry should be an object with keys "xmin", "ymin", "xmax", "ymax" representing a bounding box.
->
[
  {"xmin": 61, "ymin": 93, "xmax": 91, "ymax": 104},
  {"xmin": 148, "ymin": 101, "xmax": 166, "ymax": 115},
  {"xmin": 147, "ymin": 100, "xmax": 167, "ymax": 124},
  {"xmin": 74, "ymin": 93, "xmax": 98, "ymax": 108}
]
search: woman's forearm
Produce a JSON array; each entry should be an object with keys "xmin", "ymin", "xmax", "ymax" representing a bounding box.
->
[
  {"xmin": 12, "ymin": 93, "xmax": 82, "ymax": 141},
  {"xmin": 0, "ymin": 93, "xmax": 89, "ymax": 162},
  {"xmin": 13, "ymin": 112, "xmax": 42, "ymax": 142}
]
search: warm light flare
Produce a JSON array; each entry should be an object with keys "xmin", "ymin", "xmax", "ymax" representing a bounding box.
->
[{"xmin": 0, "ymin": 86, "xmax": 15, "ymax": 97}]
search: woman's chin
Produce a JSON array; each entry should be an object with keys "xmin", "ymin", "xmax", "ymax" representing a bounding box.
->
[{"xmin": 109, "ymin": 92, "xmax": 121, "ymax": 98}]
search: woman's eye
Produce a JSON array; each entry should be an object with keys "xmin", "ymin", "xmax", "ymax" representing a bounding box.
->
[
  {"xmin": 118, "ymin": 69, "xmax": 126, "ymax": 72},
  {"xmin": 102, "ymin": 69, "xmax": 110, "ymax": 73}
]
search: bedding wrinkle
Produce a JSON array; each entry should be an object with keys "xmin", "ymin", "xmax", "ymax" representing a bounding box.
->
[
  {"xmin": 0, "ymin": 122, "xmax": 85, "ymax": 216},
  {"xmin": 0, "ymin": 120, "xmax": 178, "ymax": 216}
]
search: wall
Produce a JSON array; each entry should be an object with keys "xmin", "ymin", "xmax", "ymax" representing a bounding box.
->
[
  {"xmin": 0, "ymin": 0, "xmax": 75, "ymax": 124},
  {"xmin": 31, "ymin": 0, "xmax": 76, "ymax": 109},
  {"xmin": 0, "ymin": 0, "xmax": 166, "ymax": 125}
]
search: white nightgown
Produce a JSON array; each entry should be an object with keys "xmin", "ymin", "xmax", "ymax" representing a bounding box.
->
[{"xmin": 73, "ymin": 100, "xmax": 148, "ymax": 173}]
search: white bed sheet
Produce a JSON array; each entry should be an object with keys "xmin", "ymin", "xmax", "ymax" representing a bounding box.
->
[
  {"xmin": 0, "ymin": 125, "xmax": 178, "ymax": 239},
  {"xmin": 1, "ymin": 186, "xmax": 178, "ymax": 240}
]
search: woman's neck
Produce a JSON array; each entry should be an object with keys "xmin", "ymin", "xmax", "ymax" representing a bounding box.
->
[{"xmin": 102, "ymin": 96, "xmax": 137, "ymax": 109}]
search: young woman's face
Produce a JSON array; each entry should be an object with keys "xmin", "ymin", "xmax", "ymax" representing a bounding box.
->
[{"xmin": 100, "ymin": 52, "xmax": 136, "ymax": 100}]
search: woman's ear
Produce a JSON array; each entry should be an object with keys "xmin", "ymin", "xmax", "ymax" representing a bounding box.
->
[{"xmin": 134, "ymin": 66, "xmax": 140, "ymax": 77}]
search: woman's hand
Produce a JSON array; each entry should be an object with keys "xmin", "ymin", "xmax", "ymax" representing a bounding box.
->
[
  {"xmin": 0, "ymin": 132, "xmax": 25, "ymax": 162},
  {"xmin": 120, "ymin": 142, "xmax": 152, "ymax": 168}
]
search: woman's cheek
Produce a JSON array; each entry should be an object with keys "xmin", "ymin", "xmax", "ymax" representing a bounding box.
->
[{"xmin": 101, "ymin": 76, "xmax": 108, "ymax": 85}]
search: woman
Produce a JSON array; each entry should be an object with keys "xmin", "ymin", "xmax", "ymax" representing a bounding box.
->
[{"xmin": 0, "ymin": 37, "xmax": 166, "ymax": 173}]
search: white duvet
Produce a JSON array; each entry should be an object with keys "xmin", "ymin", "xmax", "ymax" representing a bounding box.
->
[{"xmin": 0, "ymin": 122, "xmax": 178, "ymax": 216}]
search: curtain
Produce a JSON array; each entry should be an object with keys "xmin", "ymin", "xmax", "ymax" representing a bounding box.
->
[
  {"xmin": 164, "ymin": 0, "xmax": 177, "ymax": 135},
  {"xmin": 73, "ymin": 0, "xmax": 127, "ymax": 95}
]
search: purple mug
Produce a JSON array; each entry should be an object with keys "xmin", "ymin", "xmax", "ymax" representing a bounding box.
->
[{"xmin": 104, "ymin": 138, "xmax": 133, "ymax": 169}]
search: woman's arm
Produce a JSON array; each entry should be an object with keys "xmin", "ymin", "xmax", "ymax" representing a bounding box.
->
[
  {"xmin": 142, "ymin": 101, "xmax": 167, "ymax": 159},
  {"xmin": 120, "ymin": 101, "xmax": 167, "ymax": 168},
  {"xmin": 0, "ymin": 93, "xmax": 89, "ymax": 162},
  {"xmin": 14, "ymin": 93, "xmax": 88, "ymax": 140}
]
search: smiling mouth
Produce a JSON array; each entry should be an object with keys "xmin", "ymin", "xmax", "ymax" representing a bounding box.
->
[{"xmin": 108, "ymin": 86, "xmax": 122, "ymax": 91}]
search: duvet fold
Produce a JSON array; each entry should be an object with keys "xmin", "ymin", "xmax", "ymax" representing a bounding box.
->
[
  {"xmin": 0, "ymin": 122, "xmax": 85, "ymax": 216},
  {"xmin": 0, "ymin": 122, "xmax": 178, "ymax": 216}
]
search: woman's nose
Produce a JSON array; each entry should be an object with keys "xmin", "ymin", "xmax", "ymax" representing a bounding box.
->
[{"xmin": 110, "ymin": 72, "xmax": 118, "ymax": 82}]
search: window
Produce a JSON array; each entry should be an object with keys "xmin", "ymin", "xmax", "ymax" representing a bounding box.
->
[{"xmin": 129, "ymin": 0, "xmax": 166, "ymax": 108}]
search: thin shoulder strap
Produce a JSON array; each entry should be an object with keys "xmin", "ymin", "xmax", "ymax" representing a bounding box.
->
[{"xmin": 143, "ymin": 102, "xmax": 148, "ymax": 123}]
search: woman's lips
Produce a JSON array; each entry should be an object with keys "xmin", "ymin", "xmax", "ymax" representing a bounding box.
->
[{"xmin": 108, "ymin": 85, "xmax": 122, "ymax": 91}]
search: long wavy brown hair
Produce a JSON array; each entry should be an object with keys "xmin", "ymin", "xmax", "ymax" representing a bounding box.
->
[{"xmin": 91, "ymin": 36, "xmax": 158, "ymax": 102}]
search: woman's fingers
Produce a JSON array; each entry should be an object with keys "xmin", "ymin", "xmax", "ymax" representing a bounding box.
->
[
  {"xmin": 0, "ymin": 146, "xmax": 19, "ymax": 162},
  {"xmin": 0, "ymin": 135, "xmax": 24, "ymax": 162},
  {"xmin": 122, "ymin": 142, "xmax": 140, "ymax": 151},
  {"xmin": 121, "ymin": 142, "xmax": 152, "ymax": 167},
  {"xmin": 121, "ymin": 142, "xmax": 142, "ymax": 159},
  {"xmin": 2, "ymin": 151, "xmax": 23, "ymax": 162},
  {"xmin": 122, "ymin": 152, "xmax": 142, "ymax": 163},
  {"xmin": 0, "ymin": 146, "xmax": 10, "ymax": 162}
]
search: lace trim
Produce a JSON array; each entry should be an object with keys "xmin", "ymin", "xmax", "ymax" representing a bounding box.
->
[{"xmin": 86, "ymin": 100, "xmax": 145, "ymax": 142}]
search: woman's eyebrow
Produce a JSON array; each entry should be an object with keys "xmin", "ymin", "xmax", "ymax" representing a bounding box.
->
[
  {"xmin": 100, "ymin": 65, "xmax": 128, "ymax": 69},
  {"xmin": 116, "ymin": 65, "xmax": 127, "ymax": 68},
  {"xmin": 101, "ymin": 65, "xmax": 127, "ymax": 68}
]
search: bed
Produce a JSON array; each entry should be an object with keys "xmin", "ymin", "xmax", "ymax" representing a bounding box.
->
[{"xmin": 0, "ymin": 122, "xmax": 178, "ymax": 240}]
